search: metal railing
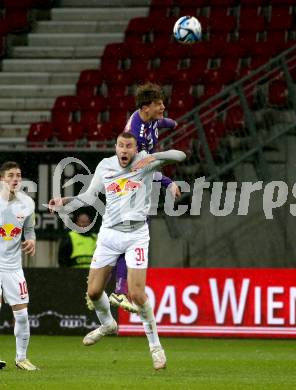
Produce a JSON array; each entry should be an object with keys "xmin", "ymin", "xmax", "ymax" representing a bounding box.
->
[{"xmin": 159, "ymin": 44, "xmax": 296, "ymax": 184}]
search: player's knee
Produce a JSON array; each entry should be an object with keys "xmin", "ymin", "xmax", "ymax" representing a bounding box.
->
[
  {"xmin": 87, "ymin": 288, "xmax": 102, "ymax": 301},
  {"xmin": 129, "ymin": 289, "xmax": 146, "ymax": 306}
]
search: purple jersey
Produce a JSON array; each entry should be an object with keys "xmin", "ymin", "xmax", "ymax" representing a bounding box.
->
[
  {"xmin": 124, "ymin": 110, "xmax": 176, "ymax": 153},
  {"xmin": 124, "ymin": 110, "xmax": 176, "ymax": 188}
]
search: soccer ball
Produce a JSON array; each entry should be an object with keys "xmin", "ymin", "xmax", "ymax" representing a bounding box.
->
[{"xmin": 173, "ymin": 16, "xmax": 202, "ymax": 44}]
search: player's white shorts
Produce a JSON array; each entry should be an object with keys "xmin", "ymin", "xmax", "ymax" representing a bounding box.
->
[
  {"xmin": 0, "ymin": 269, "xmax": 29, "ymax": 305},
  {"xmin": 91, "ymin": 223, "xmax": 149, "ymax": 269}
]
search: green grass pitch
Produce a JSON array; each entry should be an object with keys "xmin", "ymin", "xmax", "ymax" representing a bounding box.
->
[{"xmin": 1, "ymin": 335, "xmax": 296, "ymax": 389}]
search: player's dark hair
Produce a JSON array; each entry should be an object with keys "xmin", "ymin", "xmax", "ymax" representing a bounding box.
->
[
  {"xmin": 135, "ymin": 83, "xmax": 165, "ymax": 108},
  {"xmin": 117, "ymin": 132, "xmax": 137, "ymax": 144},
  {"xmin": 0, "ymin": 161, "xmax": 21, "ymax": 177}
]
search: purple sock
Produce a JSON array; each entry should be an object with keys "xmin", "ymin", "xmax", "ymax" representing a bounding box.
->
[{"xmin": 115, "ymin": 254, "xmax": 128, "ymax": 295}]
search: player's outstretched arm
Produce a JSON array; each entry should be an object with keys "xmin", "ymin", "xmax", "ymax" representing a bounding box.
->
[
  {"xmin": 48, "ymin": 162, "xmax": 105, "ymax": 214},
  {"xmin": 132, "ymin": 150, "xmax": 186, "ymax": 172}
]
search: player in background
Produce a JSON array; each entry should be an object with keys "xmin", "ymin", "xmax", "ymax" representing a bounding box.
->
[
  {"xmin": 108, "ymin": 83, "xmax": 181, "ymax": 313},
  {"xmin": 0, "ymin": 161, "xmax": 38, "ymax": 371},
  {"xmin": 49, "ymin": 132, "xmax": 186, "ymax": 369}
]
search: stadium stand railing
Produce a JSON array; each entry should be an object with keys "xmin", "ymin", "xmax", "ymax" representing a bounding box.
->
[{"xmin": 158, "ymin": 44, "xmax": 296, "ymax": 186}]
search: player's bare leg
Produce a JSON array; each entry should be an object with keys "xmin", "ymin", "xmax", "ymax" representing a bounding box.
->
[
  {"xmin": 83, "ymin": 266, "xmax": 118, "ymax": 346},
  {"xmin": 128, "ymin": 268, "xmax": 166, "ymax": 370}
]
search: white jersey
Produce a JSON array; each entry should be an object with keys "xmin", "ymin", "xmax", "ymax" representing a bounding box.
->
[
  {"xmin": 0, "ymin": 191, "xmax": 35, "ymax": 271},
  {"xmin": 67, "ymin": 150, "xmax": 186, "ymax": 230}
]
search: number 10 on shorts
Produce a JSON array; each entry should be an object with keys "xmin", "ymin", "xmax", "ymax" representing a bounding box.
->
[{"xmin": 19, "ymin": 281, "xmax": 28, "ymax": 299}]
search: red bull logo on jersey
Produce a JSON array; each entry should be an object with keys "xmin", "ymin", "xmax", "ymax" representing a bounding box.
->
[
  {"xmin": 0, "ymin": 224, "xmax": 22, "ymax": 241},
  {"xmin": 105, "ymin": 178, "xmax": 142, "ymax": 196}
]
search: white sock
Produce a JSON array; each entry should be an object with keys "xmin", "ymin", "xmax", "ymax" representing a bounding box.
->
[
  {"xmin": 13, "ymin": 308, "xmax": 30, "ymax": 362},
  {"xmin": 92, "ymin": 292, "xmax": 114, "ymax": 327},
  {"xmin": 138, "ymin": 299, "xmax": 161, "ymax": 351}
]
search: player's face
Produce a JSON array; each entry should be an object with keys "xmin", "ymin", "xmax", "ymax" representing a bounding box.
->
[
  {"xmin": 116, "ymin": 136, "xmax": 138, "ymax": 168},
  {"xmin": 144, "ymin": 99, "xmax": 165, "ymax": 121},
  {"xmin": 1, "ymin": 168, "xmax": 22, "ymax": 193}
]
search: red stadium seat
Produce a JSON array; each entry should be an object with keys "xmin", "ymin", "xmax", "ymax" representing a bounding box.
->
[
  {"xmin": 210, "ymin": 14, "xmax": 237, "ymax": 33},
  {"xmin": 87, "ymin": 122, "xmax": 115, "ymax": 142},
  {"xmin": 225, "ymin": 106, "xmax": 245, "ymax": 132},
  {"xmin": 238, "ymin": 32, "xmax": 258, "ymax": 54},
  {"xmin": 154, "ymin": 16, "xmax": 177, "ymax": 36},
  {"xmin": 127, "ymin": 42, "xmax": 164, "ymax": 61},
  {"xmin": 106, "ymin": 85, "xmax": 127, "ymax": 99},
  {"xmin": 79, "ymin": 96, "xmax": 107, "ymax": 130},
  {"xmin": 56, "ymin": 123, "xmax": 84, "ymax": 143},
  {"xmin": 129, "ymin": 58, "xmax": 150, "ymax": 82},
  {"xmin": 251, "ymin": 42, "xmax": 278, "ymax": 58},
  {"xmin": 173, "ymin": 69, "xmax": 201, "ymax": 85},
  {"xmin": 125, "ymin": 17, "xmax": 152, "ymax": 44},
  {"xmin": 108, "ymin": 110, "xmax": 129, "ymax": 131},
  {"xmin": 265, "ymin": 31, "xmax": 287, "ymax": 52},
  {"xmin": 169, "ymin": 95, "xmax": 197, "ymax": 118},
  {"xmin": 240, "ymin": 13, "xmax": 265, "ymax": 33},
  {"xmin": 172, "ymin": 136, "xmax": 193, "ymax": 155},
  {"xmin": 140, "ymin": 68, "xmax": 170, "ymax": 84},
  {"xmin": 200, "ymin": 85, "xmax": 223, "ymax": 102},
  {"xmin": 52, "ymin": 96, "xmax": 81, "ymax": 125},
  {"xmin": 203, "ymin": 69, "xmax": 227, "ymax": 86},
  {"xmin": 53, "ymin": 95, "xmax": 80, "ymax": 110},
  {"xmin": 27, "ymin": 122, "xmax": 53, "ymax": 145},
  {"xmin": 249, "ymin": 55, "xmax": 269, "ymax": 69},
  {"xmin": 149, "ymin": 0, "xmax": 173, "ymax": 18},
  {"xmin": 239, "ymin": 7, "xmax": 265, "ymax": 32},
  {"xmin": 164, "ymin": 42, "xmax": 190, "ymax": 59},
  {"xmin": 104, "ymin": 69, "xmax": 133, "ymax": 86},
  {"xmin": 80, "ymin": 96, "xmax": 106, "ymax": 111},
  {"xmin": 222, "ymin": 41, "xmax": 249, "ymax": 59},
  {"xmin": 102, "ymin": 42, "xmax": 129, "ymax": 61},
  {"xmin": 189, "ymin": 59, "xmax": 209, "ymax": 81},
  {"xmin": 208, "ymin": 35, "xmax": 229, "ymax": 57},
  {"xmin": 268, "ymin": 13, "xmax": 293, "ymax": 31},
  {"xmin": 189, "ymin": 41, "xmax": 212, "ymax": 59},
  {"xmin": 106, "ymin": 95, "xmax": 135, "ymax": 112},
  {"xmin": 76, "ymin": 69, "xmax": 103, "ymax": 97},
  {"xmin": 171, "ymin": 83, "xmax": 192, "ymax": 99},
  {"xmin": 5, "ymin": 9, "xmax": 29, "ymax": 32},
  {"xmin": 268, "ymin": 79, "xmax": 288, "ymax": 107}
]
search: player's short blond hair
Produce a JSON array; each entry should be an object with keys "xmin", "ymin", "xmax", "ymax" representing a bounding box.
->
[{"xmin": 117, "ymin": 132, "xmax": 137, "ymax": 144}]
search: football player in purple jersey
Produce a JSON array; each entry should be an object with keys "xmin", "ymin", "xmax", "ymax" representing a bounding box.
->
[{"xmin": 108, "ymin": 83, "xmax": 181, "ymax": 313}]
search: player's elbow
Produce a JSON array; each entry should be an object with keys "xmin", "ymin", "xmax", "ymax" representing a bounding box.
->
[{"xmin": 173, "ymin": 150, "xmax": 187, "ymax": 162}]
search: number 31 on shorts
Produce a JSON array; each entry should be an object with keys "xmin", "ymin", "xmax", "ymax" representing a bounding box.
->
[{"xmin": 135, "ymin": 247, "xmax": 145, "ymax": 265}]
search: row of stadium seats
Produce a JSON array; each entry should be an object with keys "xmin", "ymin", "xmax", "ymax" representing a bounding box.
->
[
  {"xmin": 26, "ymin": 0, "xmax": 295, "ymax": 148},
  {"xmin": 26, "ymin": 75, "xmax": 290, "ymax": 150}
]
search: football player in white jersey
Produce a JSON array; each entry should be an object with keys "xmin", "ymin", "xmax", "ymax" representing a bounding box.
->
[
  {"xmin": 49, "ymin": 132, "xmax": 186, "ymax": 370},
  {"xmin": 0, "ymin": 161, "xmax": 38, "ymax": 371}
]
